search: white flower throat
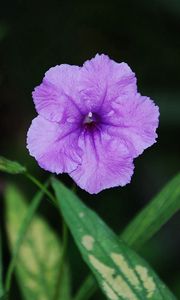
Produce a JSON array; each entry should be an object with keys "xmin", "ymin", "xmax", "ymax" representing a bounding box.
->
[{"xmin": 84, "ymin": 112, "xmax": 94, "ymax": 124}]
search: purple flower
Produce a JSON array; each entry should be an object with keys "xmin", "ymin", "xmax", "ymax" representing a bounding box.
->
[{"xmin": 27, "ymin": 54, "xmax": 159, "ymax": 194}]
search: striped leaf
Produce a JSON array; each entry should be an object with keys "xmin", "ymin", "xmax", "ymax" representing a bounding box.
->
[
  {"xmin": 52, "ymin": 178, "xmax": 177, "ymax": 300},
  {"xmin": 5, "ymin": 184, "xmax": 71, "ymax": 300}
]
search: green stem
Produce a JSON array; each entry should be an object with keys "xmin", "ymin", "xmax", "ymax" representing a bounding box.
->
[
  {"xmin": 74, "ymin": 276, "xmax": 96, "ymax": 300},
  {"xmin": 25, "ymin": 173, "xmax": 57, "ymax": 207},
  {"xmin": 52, "ymin": 220, "xmax": 68, "ymax": 300}
]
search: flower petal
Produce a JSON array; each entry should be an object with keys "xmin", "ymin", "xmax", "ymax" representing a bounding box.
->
[
  {"xmin": 79, "ymin": 54, "xmax": 137, "ymax": 112},
  {"xmin": 102, "ymin": 93, "xmax": 159, "ymax": 157},
  {"xmin": 27, "ymin": 115, "xmax": 82, "ymax": 173},
  {"xmin": 32, "ymin": 65, "xmax": 83, "ymax": 122},
  {"xmin": 70, "ymin": 130, "xmax": 134, "ymax": 194}
]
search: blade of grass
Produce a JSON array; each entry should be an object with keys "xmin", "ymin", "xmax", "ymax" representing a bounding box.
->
[
  {"xmin": 121, "ymin": 172, "xmax": 180, "ymax": 249},
  {"xmin": 74, "ymin": 173, "xmax": 180, "ymax": 300}
]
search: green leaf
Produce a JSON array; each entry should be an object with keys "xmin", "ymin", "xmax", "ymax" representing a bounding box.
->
[
  {"xmin": 52, "ymin": 178, "xmax": 177, "ymax": 300},
  {"xmin": 5, "ymin": 182, "xmax": 49, "ymax": 292},
  {"xmin": 0, "ymin": 156, "xmax": 26, "ymax": 174},
  {"xmin": 0, "ymin": 295, "xmax": 8, "ymax": 300},
  {"xmin": 74, "ymin": 172, "xmax": 180, "ymax": 300},
  {"xmin": 5, "ymin": 184, "xmax": 71, "ymax": 300},
  {"xmin": 121, "ymin": 173, "xmax": 180, "ymax": 250}
]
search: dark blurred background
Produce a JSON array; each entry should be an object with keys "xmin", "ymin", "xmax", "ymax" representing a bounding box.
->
[{"xmin": 0, "ymin": 0, "xmax": 180, "ymax": 299}]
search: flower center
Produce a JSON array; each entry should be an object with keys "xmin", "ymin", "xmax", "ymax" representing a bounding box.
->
[
  {"xmin": 83, "ymin": 112, "xmax": 100, "ymax": 131},
  {"xmin": 84, "ymin": 112, "xmax": 94, "ymax": 124}
]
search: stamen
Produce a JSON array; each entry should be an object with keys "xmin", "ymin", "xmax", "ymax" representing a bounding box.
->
[
  {"xmin": 88, "ymin": 112, "xmax": 93, "ymax": 118},
  {"xmin": 84, "ymin": 112, "xmax": 94, "ymax": 124}
]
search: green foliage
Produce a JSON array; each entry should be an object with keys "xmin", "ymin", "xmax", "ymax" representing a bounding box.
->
[
  {"xmin": 0, "ymin": 295, "xmax": 8, "ymax": 300},
  {"xmin": 5, "ymin": 184, "xmax": 71, "ymax": 300},
  {"xmin": 0, "ymin": 156, "xmax": 26, "ymax": 175},
  {"xmin": 5, "ymin": 183, "xmax": 49, "ymax": 292},
  {"xmin": 0, "ymin": 231, "xmax": 4, "ymax": 298},
  {"xmin": 74, "ymin": 172, "xmax": 180, "ymax": 300},
  {"xmin": 121, "ymin": 173, "xmax": 180, "ymax": 250},
  {"xmin": 0, "ymin": 22, "xmax": 9, "ymax": 42},
  {"xmin": 52, "ymin": 178, "xmax": 177, "ymax": 300}
]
